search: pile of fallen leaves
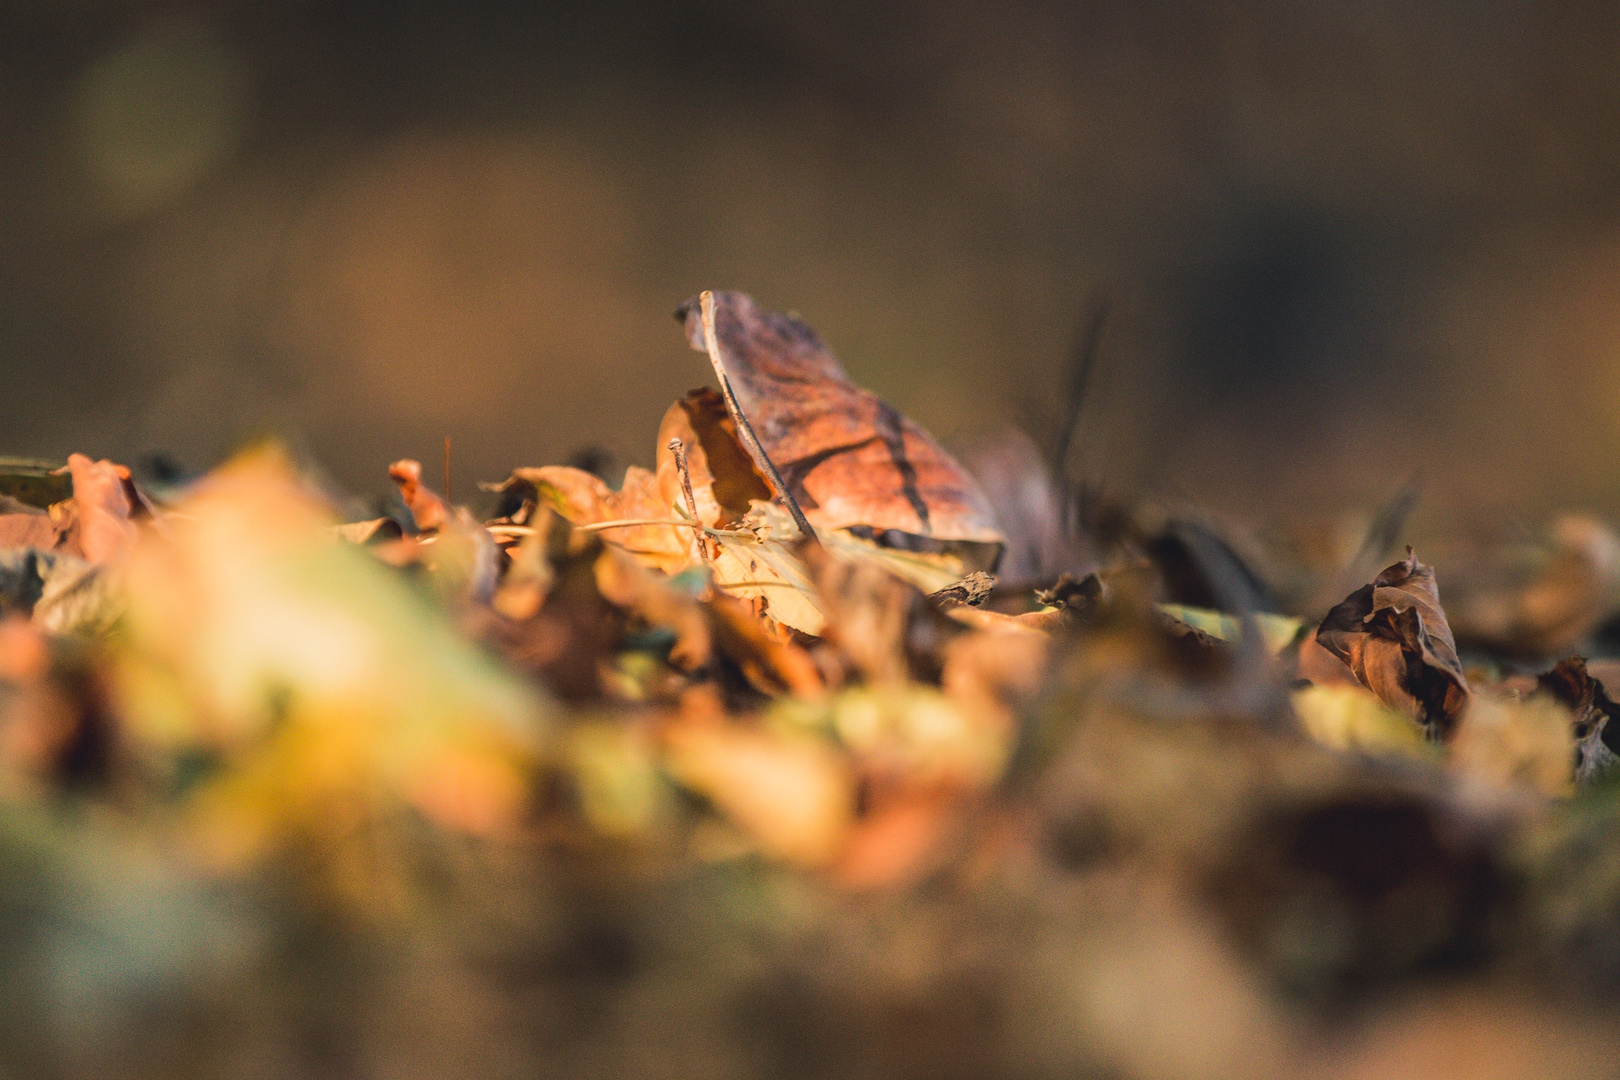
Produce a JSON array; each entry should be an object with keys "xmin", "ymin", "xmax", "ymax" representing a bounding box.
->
[{"xmin": 9, "ymin": 291, "xmax": 1620, "ymax": 1078}]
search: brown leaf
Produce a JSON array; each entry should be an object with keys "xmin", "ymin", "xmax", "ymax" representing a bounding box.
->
[
  {"xmin": 1536, "ymin": 656, "xmax": 1620, "ymax": 784},
  {"xmin": 655, "ymin": 388, "xmax": 772, "ymax": 528},
  {"xmin": 0, "ymin": 513, "xmax": 62, "ymax": 551},
  {"xmin": 387, "ymin": 458, "xmax": 450, "ymax": 533},
  {"xmin": 703, "ymin": 590, "xmax": 824, "ymax": 697},
  {"xmin": 63, "ymin": 453, "xmax": 138, "ymax": 565},
  {"xmin": 1316, "ymin": 548, "xmax": 1470, "ymax": 739},
  {"xmin": 675, "ymin": 291, "xmax": 1004, "ymax": 557},
  {"xmin": 591, "ymin": 543, "xmax": 711, "ymax": 672},
  {"xmin": 505, "ymin": 464, "xmax": 691, "ymax": 574}
]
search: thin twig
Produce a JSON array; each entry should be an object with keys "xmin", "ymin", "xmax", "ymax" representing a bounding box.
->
[
  {"xmin": 487, "ymin": 518, "xmax": 757, "ymax": 539},
  {"xmin": 668, "ymin": 438, "xmax": 712, "ymax": 560},
  {"xmin": 1051, "ymin": 288, "xmax": 1109, "ymax": 481},
  {"xmin": 698, "ymin": 290, "xmax": 819, "ymax": 545}
]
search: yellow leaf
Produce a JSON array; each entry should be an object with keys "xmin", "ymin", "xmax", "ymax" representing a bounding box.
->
[
  {"xmin": 1291, "ymin": 683, "xmax": 1432, "ymax": 758},
  {"xmin": 664, "ymin": 721, "xmax": 853, "ymax": 865}
]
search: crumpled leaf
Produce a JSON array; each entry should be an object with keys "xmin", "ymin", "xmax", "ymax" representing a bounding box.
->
[
  {"xmin": 1536, "ymin": 656, "xmax": 1620, "ymax": 784},
  {"xmin": 675, "ymin": 291, "xmax": 1004, "ymax": 560},
  {"xmin": 386, "ymin": 458, "xmax": 449, "ymax": 533},
  {"xmin": 503, "ymin": 464, "xmax": 691, "ymax": 574},
  {"xmin": 1316, "ymin": 548, "xmax": 1470, "ymax": 739},
  {"xmin": 63, "ymin": 453, "xmax": 139, "ymax": 565},
  {"xmin": 655, "ymin": 387, "xmax": 772, "ymax": 529},
  {"xmin": 387, "ymin": 460, "xmax": 498, "ymax": 602}
]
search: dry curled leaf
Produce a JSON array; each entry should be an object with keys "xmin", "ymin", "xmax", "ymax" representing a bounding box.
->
[
  {"xmin": 1536, "ymin": 656, "xmax": 1620, "ymax": 784},
  {"xmin": 63, "ymin": 453, "xmax": 138, "ymax": 565},
  {"xmin": 504, "ymin": 464, "xmax": 691, "ymax": 574},
  {"xmin": 387, "ymin": 458, "xmax": 450, "ymax": 532},
  {"xmin": 675, "ymin": 291, "xmax": 1004, "ymax": 559},
  {"xmin": 1316, "ymin": 548, "xmax": 1470, "ymax": 740}
]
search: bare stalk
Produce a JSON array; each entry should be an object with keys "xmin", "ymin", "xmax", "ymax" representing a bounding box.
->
[{"xmin": 668, "ymin": 438, "xmax": 712, "ymax": 560}]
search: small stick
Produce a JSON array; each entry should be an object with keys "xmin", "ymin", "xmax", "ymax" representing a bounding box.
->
[
  {"xmin": 565, "ymin": 518, "xmax": 755, "ymax": 537},
  {"xmin": 668, "ymin": 438, "xmax": 712, "ymax": 560},
  {"xmin": 443, "ymin": 436, "xmax": 452, "ymax": 506},
  {"xmin": 698, "ymin": 290, "xmax": 818, "ymax": 545}
]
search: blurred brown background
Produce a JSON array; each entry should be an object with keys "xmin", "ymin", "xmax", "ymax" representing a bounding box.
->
[{"xmin": 6, "ymin": 0, "xmax": 1620, "ymax": 526}]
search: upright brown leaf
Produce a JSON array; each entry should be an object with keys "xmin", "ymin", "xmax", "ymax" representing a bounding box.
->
[
  {"xmin": 63, "ymin": 453, "xmax": 138, "ymax": 565},
  {"xmin": 675, "ymin": 292, "xmax": 1004, "ymax": 558},
  {"xmin": 1315, "ymin": 548, "xmax": 1470, "ymax": 739},
  {"xmin": 387, "ymin": 458, "xmax": 450, "ymax": 533}
]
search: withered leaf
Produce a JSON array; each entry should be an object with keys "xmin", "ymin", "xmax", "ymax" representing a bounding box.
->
[
  {"xmin": 663, "ymin": 716, "xmax": 854, "ymax": 866},
  {"xmin": 1536, "ymin": 656, "xmax": 1620, "ymax": 784},
  {"xmin": 1316, "ymin": 548, "xmax": 1470, "ymax": 739},
  {"xmin": 64, "ymin": 453, "xmax": 139, "ymax": 565},
  {"xmin": 675, "ymin": 291, "xmax": 1004, "ymax": 559},
  {"xmin": 387, "ymin": 459, "xmax": 450, "ymax": 533},
  {"xmin": 503, "ymin": 464, "xmax": 692, "ymax": 575},
  {"xmin": 706, "ymin": 503, "xmax": 827, "ymax": 637},
  {"xmin": 655, "ymin": 388, "xmax": 772, "ymax": 528},
  {"xmin": 0, "ymin": 512, "xmax": 62, "ymax": 552}
]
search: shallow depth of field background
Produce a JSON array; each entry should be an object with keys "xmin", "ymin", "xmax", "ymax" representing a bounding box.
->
[{"xmin": 6, "ymin": 0, "xmax": 1620, "ymax": 526}]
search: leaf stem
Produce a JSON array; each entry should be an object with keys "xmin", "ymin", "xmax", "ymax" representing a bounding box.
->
[{"xmin": 668, "ymin": 438, "xmax": 713, "ymax": 561}]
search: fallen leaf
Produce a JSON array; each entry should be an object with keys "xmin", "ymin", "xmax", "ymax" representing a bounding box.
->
[
  {"xmin": 675, "ymin": 291, "xmax": 1004, "ymax": 561},
  {"xmin": 663, "ymin": 717, "xmax": 854, "ymax": 865},
  {"xmin": 703, "ymin": 589, "xmax": 824, "ymax": 697},
  {"xmin": 387, "ymin": 458, "xmax": 449, "ymax": 532},
  {"xmin": 1451, "ymin": 689, "xmax": 1574, "ymax": 797},
  {"xmin": 112, "ymin": 445, "xmax": 549, "ymax": 863},
  {"xmin": 655, "ymin": 387, "xmax": 772, "ymax": 528},
  {"xmin": 64, "ymin": 453, "xmax": 138, "ymax": 565},
  {"xmin": 591, "ymin": 543, "xmax": 711, "ymax": 672},
  {"xmin": 706, "ymin": 501, "xmax": 827, "ymax": 636},
  {"xmin": 504, "ymin": 464, "xmax": 691, "ymax": 574},
  {"xmin": 1535, "ymin": 656, "xmax": 1620, "ymax": 784},
  {"xmin": 1316, "ymin": 548, "xmax": 1470, "ymax": 739},
  {"xmin": 1290, "ymin": 683, "xmax": 1434, "ymax": 757}
]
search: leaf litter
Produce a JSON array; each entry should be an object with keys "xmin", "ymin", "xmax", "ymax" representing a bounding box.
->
[{"xmin": 6, "ymin": 291, "xmax": 1620, "ymax": 1077}]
